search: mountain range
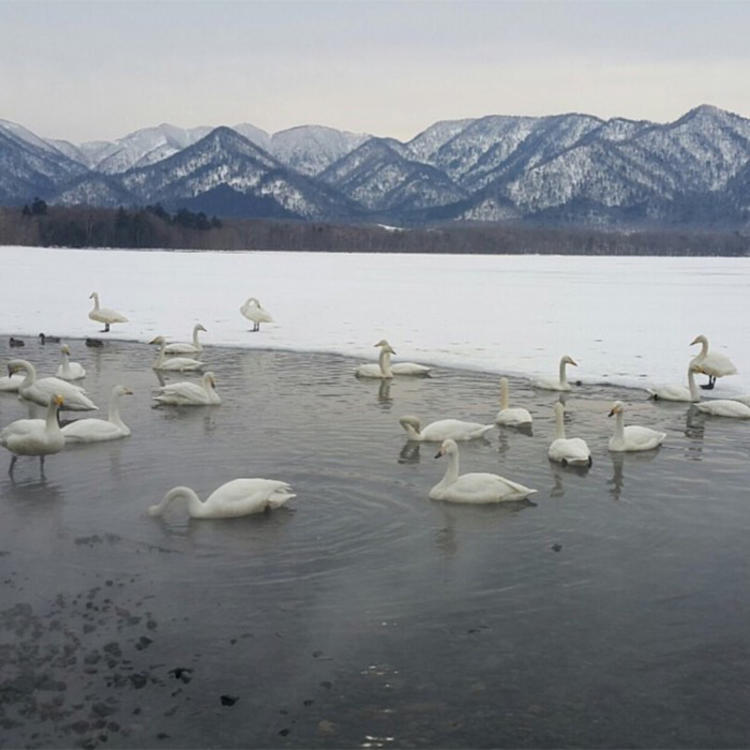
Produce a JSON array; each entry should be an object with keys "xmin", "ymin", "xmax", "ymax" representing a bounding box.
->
[{"xmin": 1, "ymin": 105, "xmax": 749, "ymax": 229}]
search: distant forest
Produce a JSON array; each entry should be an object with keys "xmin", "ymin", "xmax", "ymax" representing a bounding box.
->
[{"xmin": 1, "ymin": 202, "xmax": 748, "ymax": 256}]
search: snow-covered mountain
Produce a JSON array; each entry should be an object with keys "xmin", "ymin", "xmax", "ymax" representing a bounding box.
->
[{"xmin": 1, "ymin": 105, "xmax": 749, "ymax": 228}]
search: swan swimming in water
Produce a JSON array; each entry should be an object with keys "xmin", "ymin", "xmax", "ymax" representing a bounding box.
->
[
  {"xmin": 153, "ymin": 372, "xmax": 221, "ymax": 406},
  {"xmin": 693, "ymin": 399, "xmax": 750, "ymax": 419},
  {"xmin": 496, "ymin": 377, "xmax": 533, "ymax": 426},
  {"xmin": 399, "ymin": 415, "xmax": 494, "ymax": 442},
  {"xmin": 88, "ymin": 292, "xmax": 128, "ymax": 333},
  {"xmin": 240, "ymin": 298, "xmax": 273, "ymax": 332},
  {"xmin": 534, "ymin": 355, "xmax": 578, "ymax": 391},
  {"xmin": 8, "ymin": 359, "xmax": 97, "ymax": 411},
  {"xmin": 164, "ymin": 324, "xmax": 207, "ymax": 355},
  {"xmin": 0, "ymin": 394, "xmax": 65, "ymax": 473},
  {"xmin": 355, "ymin": 339, "xmax": 431, "ymax": 378},
  {"xmin": 689, "ymin": 334, "xmax": 737, "ymax": 390},
  {"xmin": 646, "ymin": 365, "xmax": 700, "ymax": 403},
  {"xmin": 548, "ymin": 402, "xmax": 592, "ymax": 466},
  {"xmin": 430, "ymin": 438, "xmax": 537, "ymax": 503},
  {"xmin": 148, "ymin": 478, "xmax": 295, "ymax": 519},
  {"xmin": 608, "ymin": 401, "xmax": 666, "ymax": 452},
  {"xmin": 62, "ymin": 385, "xmax": 133, "ymax": 442},
  {"xmin": 149, "ymin": 336, "xmax": 204, "ymax": 371},
  {"xmin": 55, "ymin": 345, "xmax": 86, "ymax": 380}
]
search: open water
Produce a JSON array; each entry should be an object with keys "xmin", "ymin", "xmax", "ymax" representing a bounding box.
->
[{"xmin": 1, "ymin": 337, "xmax": 750, "ymax": 748}]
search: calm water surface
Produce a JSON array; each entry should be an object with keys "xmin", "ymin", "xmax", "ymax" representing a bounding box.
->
[{"xmin": 1, "ymin": 338, "xmax": 749, "ymax": 748}]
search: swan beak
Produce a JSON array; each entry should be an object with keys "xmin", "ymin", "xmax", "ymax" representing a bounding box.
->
[
  {"xmin": 434, "ymin": 449, "xmax": 444, "ymax": 459},
  {"xmin": 570, "ymin": 359, "xmax": 578, "ymax": 367},
  {"xmin": 689, "ymin": 336, "xmax": 699, "ymax": 346},
  {"xmin": 123, "ymin": 388, "xmax": 134, "ymax": 395},
  {"xmin": 148, "ymin": 337, "xmax": 160, "ymax": 345},
  {"xmin": 53, "ymin": 394, "xmax": 64, "ymax": 406}
]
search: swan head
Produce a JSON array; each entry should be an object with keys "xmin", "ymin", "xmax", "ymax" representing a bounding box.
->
[
  {"xmin": 53, "ymin": 394, "xmax": 64, "ymax": 407},
  {"xmin": 561, "ymin": 355, "xmax": 578, "ymax": 367},
  {"xmin": 89, "ymin": 291, "xmax": 98, "ymax": 300},
  {"xmin": 149, "ymin": 336, "xmax": 166, "ymax": 345},
  {"xmin": 196, "ymin": 324, "xmax": 207, "ymax": 332},
  {"xmin": 374, "ymin": 339, "xmax": 396, "ymax": 354},
  {"xmin": 690, "ymin": 334, "xmax": 707, "ymax": 347},
  {"xmin": 113, "ymin": 385, "xmax": 133, "ymax": 397},
  {"xmin": 608, "ymin": 401, "xmax": 625, "ymax": 417},
  {"xmin": 399, "ymin": 415, "xmax": 421, "ymax": 431},
  {"xmin": 204, "ymin": 372, "xmax": 217, "ymax": 388},
  {"xmin": 435, "ymin": 438, "xmax": 458, "ymax": 459},
  {"xmin": 60, "ymin": 344, "xmax": 71, "ymax": 355},
  {"xmin": 7, "ymin": 359, "xmax": 30, "ymax": 376}
]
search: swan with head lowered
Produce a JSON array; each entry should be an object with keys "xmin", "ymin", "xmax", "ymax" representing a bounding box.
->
[
  {"xmin": 1, "ymin": 394, "xmax": 65, "ymax": 473},
  {"xmin": 8, "ymin": 359, "xmax": 97, "ymax": 411},
  {"xmin": 148, "ymin": 478, "xmax": 295, "ymax": 519},
  {"xmin": 608, "ymin": 401, "xmax": 666, "ymax": 452},
  {"xmin": 548, "ymin": 402, "xmax": 591, "ymax": 466},
  {"xmin": 88, "ymin": 292, "xmax": 128, "ymax": 332},
  {"xmin": 646, "ymin": 365, "xmax": 700, "ymax": 402},
  {"xmin": 430, "ymin": 438, "xmax": 537, "ymax": 503},
  {"xmin": 62, "ymin": 385, "xmax": 133, "ymax": 442},
  {"xmin": 496, "ymin": 377, "xmax": 533, "ymax": 426},
  {"xmin": 355, "ymin": 339, "xmax": 431, "ymax": 378},
  {"xmin": 534, "ymin": 355, "xmax": 578, "ymax": 391},
  {"xmin": 399, "ymin": 415, "xmax": 494, "ymax": 442},
  {"xmin": 689, "ymin": 334, "xmax": 737, "ymax": 390},
  {"xmin": 149, "ymin": 336, "xmax": 204, "ymax": 371},
  {"xmin": 240, "ymin": 298, "xmax": 273, "ymax": 332},
  {"xmin": 164, "ymin": 324, "xmax": 207, "ymax": 355},
  {"xmin": 0, "ymin": 373, "xmax": 25, "ymax": 392},
  {"xmin": 153, "ymin": 372, "xmax": 221, "ymax": 406},
  {"xmin": 55, "ymin": 345, "xmax": 86, "ymax": 381}
]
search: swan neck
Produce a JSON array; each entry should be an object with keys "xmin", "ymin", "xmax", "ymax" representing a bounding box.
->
[
  {"xmin": 153, "ymin": 341, "xmax": 166, "ymax": 366},
  {"xmin": 442, "ymin": 450, "xmax": 459, "ymax": 486},
  {"xmin": 402, "ymin": 422, "xmax": 421, "ymax": 440},
  {"xmin": 379, "ymin": 347, "xmax": 393, "ymax": 377},
  {"xmin": 613, "ymin": 411, "xmax": 625, "ymax": 441},
  {"xmin": 697, "ymin": 338, "xmax": 708, "ymax": 357},
  {"xmin": 499, "ymin": 380, "xmax": 509, "ymax": 409},
  {"xmin": 192, "ymin": 327, "xmax": 202, "ymax": 346},
  {"xmin": 46, "ymin": 402, "xmax": 62, "ymax": 433},
  {"xmin": 12, "ymin": 361, "xmax": 35, "ymax": 388},
  {"xmin": 91, "ymin": 294, "xmax": 100, "ymax": 310},
  {"xmin": 107, "ymin": 393, "xmax": 126, "ymax": 428},
  {"xmin": 558, "ymin": 359, "xmax": 568, "ymax": 385},
  {"xmin": 687, "ymin": 367, "xmax": 699, "ymax": 401},
  {"xmin": 158, "ymin": 487, "xmax": 204, "ymax": 518}
]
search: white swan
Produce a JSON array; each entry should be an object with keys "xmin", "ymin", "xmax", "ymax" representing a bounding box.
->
[
  {"xmin": 88, "ymin": 291, "xmax": 128, "ymax": 332},
  {"xmin": 534, "ymin": 355, "xmax": 578, "ymax": 391},
  {"xmin": 496, "ymin": 377, "xmax": 533, "ymax": 426},
  {"xmin": 8, "ymin": 359, "xmax": 97, "ymax": 411},
  {"xmin": 62, "ymin": 385, "xmax": 133, "ymax": 442},
  {"xmin": 1, "ymin": 394, "xmax": 65, "ymax": 473},
  {"xmin": 399, "ymin": 415, "xmax": 494, "ymax": 442},
  {"xmin": 548, "ymin": 402, "xmax": 592, "ymax": 466},
  {"xmin": 694, "ymin": 399, "xmax": 750, "ymax": 419},
  {"xmin": 689, "ymin": 334, "xmax": 737, "ymax": 390},
  {"xmin": 164, "ymin": 324, "xmax": 207, "ymax": 355},
  {"xmin": 646, "ymin": 365, "xmax": 700, "ymax": 402},
  {"xmin": 154, "ymin": 372, "xmax": 221, "ymax": 406},
  {"xmin": 149, "ymin": 336, "xmax": 204, "ymax": 371},
  {"xmin": 608, "ymin": 401, "xmax": 666, "ymax": 452},
  {"xmin": 0, "ymin": 373, "xmax": 25, "ymax": 392},
  {"xmin": 430, "ymin": 438, "xmax": 537, "ymax": 503},
  {"xmin": 55, "ymin": 345, "xmax": 86, "ymax": 380},
  {"xmin": 148, "ymin": 478, "xmax": 295, "ymax": 519},
  {"xmin": 240, "ymin": 297, "xmax": 273, "ymax": 332},
  {"xmin": 355, "ymin": 339, "xmax": 431, "ymax": 378}
]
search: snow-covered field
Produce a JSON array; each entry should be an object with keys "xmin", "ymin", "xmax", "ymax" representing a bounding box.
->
[{"xmin": 2, "ymin": 245, "xmax": 748, "ymax": 395}]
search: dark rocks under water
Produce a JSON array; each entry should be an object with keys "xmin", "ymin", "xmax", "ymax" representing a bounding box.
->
[{"xmin": 1, "ymin": 338, "xmax": 750, "ymax": 748}]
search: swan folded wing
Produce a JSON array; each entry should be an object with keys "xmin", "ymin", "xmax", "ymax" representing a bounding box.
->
[
  {"xmin": 390, "ymin": 362, "xmax": 431, "ymax": 376},
  {"xmin": 62, "ymin": 419, "xmax": 126, "ymax": 442},
  {"xmin": 207, "ymin": 479, "xmax": 295, "ymax": 516},
  {"xmin": 695, "ymin": 400, "xmax": 750, "ymax": 418},
  {"xmin": 496, "ymin": 407, "xmax": 533, "ymax": 425},
  {"xmin": 624, "ymin": 425, "xmax": 666, "ymax": 450},
  {"xmin": 155, "ymin": 382, "xmax": 206, "ymax": 404},
  {"xmin": 420, "ymin": 419, "xmax": 494, "ymax": 442},
  {"xmin": 355, "ymin": 363, "xmax": 386, "ymax": 378},
  {"xmin": 437, "ymin": 472, "xmax": 535, "ymax": 503},
  {"xmin": 647, "ymin": 384, "xmax": 692, "ymax": 402},
  {"xmin": 549, "ymin": 437, "xmax": 590, "ymax": 464}
]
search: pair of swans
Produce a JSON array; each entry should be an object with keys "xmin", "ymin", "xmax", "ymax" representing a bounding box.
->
[
  {"xmin": 149, "ymin": 336, "xmax": 204, "ymax": 371},
  {"xmin": 55, "ymin": 345, "xmax": 86, "ymax": 380},
  {"xmin": 430, "ymin": 438, "xmax": 536, "ymax": 503},
  {"xmin": 608, "ymin": 401, "xmax": 666, "ymax": 451},
  {"xmin": 548, "ymin": 402, "xmax": 591, "ymax": 466},
  {"xmin": 240, "ymin": 298, "xmax": 273, "ymax": 332},
  {"xmin": 689, "ymin": 334, "xmax": 737, "ymax": 390},
  {"xmin": 399, "ymin": 415, "xmax": 494, "ymax": 442},
  {"xmin": 164, "ymin": 324, "xmax": 207, "ymax": 355},
  {"xmin": 1, "ymin": 394, "xmax": 65, "ymax": 473},
  {"xmin": 62, "ymin": 385, "xmax": 133, "ymax": 443},
  {"xmin": 8, "ymin": 359, "xmax": 98, "ymax": 411},
  {"xmin": 355, "ymin": 340, "xmax": 431, "ymax": 378},
  {"xmin": 89, "ymin": 292, "xmax": 128, "ymax": 332},
  {"xmin": 154, "ymin": 372, "xmax": 221, "ymax": 406},
  {"xmin": 149, "ymin": 478, "xmax": 295, "ymax": 519},
  {"xmin": 534, "ymin": 355, "xmax": 578, "ymax": 391}
]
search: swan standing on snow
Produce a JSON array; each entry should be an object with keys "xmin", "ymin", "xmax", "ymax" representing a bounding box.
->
[
  {"xmin": 149, "ymin": 336, "xmax": 204, "ymax": 371},
  {"xmin": 88, "ymin": 292, "xmax": 128, "ymax": 333},
  {"xmin": 608, "ymin": 401, "xmax": 666, "ymax": 452},
  {"xmin": 496, "ymin": 377, "xmax": 533, "ymax": 426},
  {"xmin": 548, "ymin": 402, "xmax": 591, "ymax": 466},
  {"xmin": 164, "ymin": 324, "xmax": 207, "ymax": 355},
  {"xmin": 693, "ymin": 399, "xmax": 750, "ymax": 419},
  {"xmin": 153, "ymin": 372, "xmax": 221, "ymax": 406},
  {"xmin": 240, "ymin": 298, "xmax": 273, "ymax": 332},
  {"xmin": 62, "ymin": 385, "xmax": 133, "ymax": 442},
  {"xmin": 1, "ymin": 394, "xmax": 65, "ymax": 473},
  {"xmin": 534, "ymin": 355, "xmax": 578, "ymax": 391},
  {"xmin": 430, "ymin": 438, "xmax": 537, "ymax": 503},
  {"xmin": 55, "ymin": 345, "xmax": 86, "ymax": 380},
  {"xmin": 647, "ymin": 365, "xmax": 700, "ymax": 403},
  {"xmin": 355, "ymin": 339, "xmax": 431, "ymax": 378},
  {"xmin": 399, "ymin": 415, "xmax": 494, "ymax": 442},
  {"xmin": 148, "ymin": 478, "xmax": 295, "ymax": 519},
  {"xmin": 8, "ymin": 359, "xmax": 98, "ymax": 411},
  {"xmin": 689, "ymin": 334, "xmax": 737, "ymax": 390}
]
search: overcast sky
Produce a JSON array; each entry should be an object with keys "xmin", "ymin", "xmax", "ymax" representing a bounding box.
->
[{"xmin": 1, "ymin": 0, "xmax": 748, "ymax": 143}]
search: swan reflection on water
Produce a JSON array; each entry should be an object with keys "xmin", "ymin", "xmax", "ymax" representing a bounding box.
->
[
  {"xmin": 683, "ymin": 406, "xmax": 706, "ymax": 460},
  {"xmin": 398, "ymin": 441, "xmax": 421, "ymax": 464},
  {"xmin": 607, "ymin": 449, "xmax": 660, "ymax": 501},
  {"xmin": 548, "ymin": 459, "xmax": 592, "ymax": 498}
]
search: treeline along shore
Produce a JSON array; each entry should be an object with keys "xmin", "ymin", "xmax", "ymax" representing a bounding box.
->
[{"xmin": 0, "ymin": 203, "xmax": 748, "ymax": 256}]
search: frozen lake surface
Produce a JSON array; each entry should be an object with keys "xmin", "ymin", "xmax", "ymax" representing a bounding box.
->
[{"xmin": 1, "ymin": 338, "xmax": 750, "ymax": 748}]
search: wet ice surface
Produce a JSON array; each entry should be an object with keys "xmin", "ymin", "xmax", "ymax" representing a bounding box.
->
[{"xmin": 1, "ymin": 339, "xmax": 750, "ymax": 748}]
